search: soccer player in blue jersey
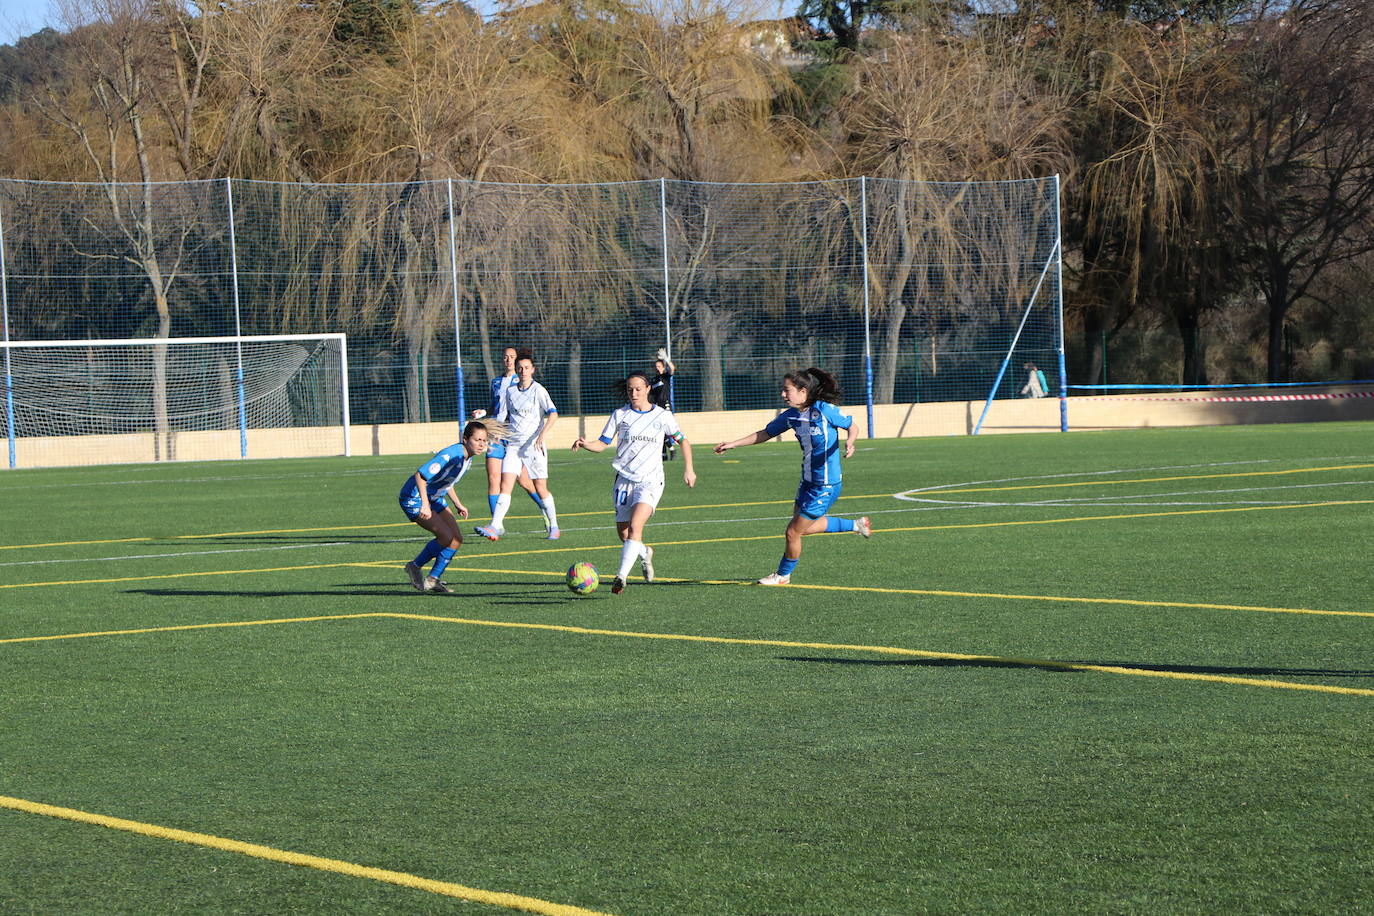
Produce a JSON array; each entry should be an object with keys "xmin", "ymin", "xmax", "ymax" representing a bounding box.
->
[
  {"xmin": 714, "ymin": 367, "xmax": 870, "ymax": 585},
  {"xmin": 572, "ymin": 371, "xmax": 697, "ymax": 594},
  {"xmin": 476, "ymin": 349, "xmax": 561, "ymax": 541},
  {"xmin": 398, "ymin": 420, "xmax": 494, "ymax": 594},
  {"xmin": 474, "ymin": 345, "xmax": 549, "ymax": 531}
]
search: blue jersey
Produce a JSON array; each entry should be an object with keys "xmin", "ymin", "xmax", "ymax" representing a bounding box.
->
[
  {"xmin": 399, "ymin": 444, "xmax": 473, "ymax": 503},
  {"xmin": 764, "ymin": 402, "xmax": 852, "ymax": 486}
]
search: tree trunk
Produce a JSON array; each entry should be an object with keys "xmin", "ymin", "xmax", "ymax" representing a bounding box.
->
[
  {"xmin": 567, "ymin": 339, "xmax": 583, "ymax": 421},
  {"xmin": 698, "ymin": 301, "xmax": 728, "ymax": 411},
  {"xmin": 874, "ymin": 304, "xmax": 907, "ymax": 404},
  {"xmin": 1265, "ymin": 271, "xmax": 1291, "ymax": 383}
]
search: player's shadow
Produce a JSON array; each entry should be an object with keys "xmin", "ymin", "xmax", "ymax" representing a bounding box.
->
[
  {"xmin": 780, "ymin": 656, "xmax": 1374, "ymax": 679},
  {"xmin": 126, "ymin": 580, "xmax": 564, "ymax": 601}
]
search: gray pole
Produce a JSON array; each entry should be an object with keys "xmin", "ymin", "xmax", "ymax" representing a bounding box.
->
[
  {"xmin": 0, "ymin": 190, "xmax": 14, "ymax": 468},
  {"xmin": 447, "ymin": 178, "xmax": 467, "ymax": 423},
  {"xmin": 226, "ymin": 178, "xmax": 248, "ymax": 458},
  {"xmin": 659, "ymin": 178, "xmax": 674, "ymax": 407},
  {"xmin": 861, "ymin": 177, "xmax": 874, "ymax": 438}
]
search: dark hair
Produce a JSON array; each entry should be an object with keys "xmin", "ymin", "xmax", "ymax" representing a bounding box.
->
[
  {"xmin": 615, "ymin": 370, "xmax": 654, "ymax": 400},
  {"xmin": 462, "ymin": 420, "xmax": 488, "ymax": 439},
  {"xmin": 515, "ymin": 348, "xmax": 535, "ymax": 366},
  {"xmin": 783, "ymin": 367, "xmax": 841, "ymax": 406}
]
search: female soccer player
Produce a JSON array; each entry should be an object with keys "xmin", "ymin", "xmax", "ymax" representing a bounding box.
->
[
  {"xmin": 475, "ymin": 349, "xmax": 561, "ymax": 541},
  {"xmin": 572, "ymin": 371, "xmax": 697, "ymax": 594},
  {"xmin": 398, "ymin": 420, "xmax": 494, "ymax": 594},
  {"xmin": 714, "ymin": 367, "xmax": 870, "ymax": 585},
  {"xmin": 475, "ymin": 345, "xmax": 550, "ymax": 530}
]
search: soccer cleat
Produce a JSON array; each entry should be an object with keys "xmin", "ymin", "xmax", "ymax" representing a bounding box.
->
[
  {"xmin": 640, "ymin": 546, "xmax": 655, "ymax": 583},
  {"xmin": 404, "ymin": 561, "xmax": 425, "ymax": 591},
  {"xmin": 424, "ymin": 576, "xmax": 454, "ymax": 595},
  {"xmin": 757, "ymin": 573, "xmax": 791, "ymax": 586},
  {"xmin": 545, "ymin": 527, "xmax": 561, "ymax": 540},
  {"xmin": 474, "ymin": 525, "xmax": 502, "ymax": 541},
  {"xmin": 855, "ymin": 516, "xmax": 872, "ymax": 538},
  {"xmin": 611, "ymin": 576, "xmax": 626, "ymax": 595}
]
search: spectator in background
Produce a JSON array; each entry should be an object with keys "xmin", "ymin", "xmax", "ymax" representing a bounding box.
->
[
  {"xmin": 1022, "ymin": 362, "xmax": 1048, "ymax": 398},
  {"xmin": 650, "ymin": 348, "xmax": 677, "ymax": 460}
]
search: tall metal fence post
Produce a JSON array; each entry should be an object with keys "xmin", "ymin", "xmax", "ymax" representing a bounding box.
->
[
  {"xmin": 861, "ymin": 177, "xmax": 875, "ymax": 438},
  {"xmin": 1054, "ymin": 174, "xmax": 1069, "ymax": 432},
  {"xmin": 447, "ymin": 179, "xmax": 467, "ymax": 424},
  {"xmin": 0, "ymin": 190, "xmax": 14, "ymax": 469},
  {"xmin": 659, "ymin": 177, "xmax": 674, "ymax": 408},
  {"xmin": 225, "ymin": 178, "xmax": 248, "ymax": 458}
]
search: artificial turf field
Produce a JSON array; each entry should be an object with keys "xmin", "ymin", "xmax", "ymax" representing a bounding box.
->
[{"xmin": 1, "ymin": 420, "xmax": 1371, "ymax": 914}]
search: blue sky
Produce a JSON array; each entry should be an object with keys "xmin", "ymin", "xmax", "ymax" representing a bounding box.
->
[{"xmin": 1, "ymin": 0, "xmax": 59, "ymax": 45}]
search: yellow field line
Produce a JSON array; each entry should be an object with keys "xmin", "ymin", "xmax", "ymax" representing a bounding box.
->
[
  {"xmin": 5, "ymin": 612, "xmax": 1370, "ymax": 697},
  {"xmin": 0, "ymin": 562, "xmax": 374, "ymax": 590},
  {"xmin": 5, "ymin": 461, "xmax": 1371, "ymax": 553},
  {"xmin": 929, "ymin": 462, "xmax": 1374, "ymax": 495},
  {"xmin": 0, "ymin": 795, "xmax": 614, "ymax": 916},
  {"xmin": 375, "ymin": 564, "xmax": 1374, "ymax": 621},
  {"xmin": 0, "ymin": 614, "xmax": 380, "ymax": 644}
]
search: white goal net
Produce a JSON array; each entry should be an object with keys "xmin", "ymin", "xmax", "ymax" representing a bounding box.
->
[{"xmin": 2, "ymin": 334, "xmax": 350, "ymax": 469}]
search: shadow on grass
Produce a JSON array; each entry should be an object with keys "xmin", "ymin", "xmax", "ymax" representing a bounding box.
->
[
  {"xmin": 126, "ymin": 581, "xmax": 570, "ymax": 602},
  {"xmin": 780, "ymin": 656, "xmax": 1374, "ymax": 679}
]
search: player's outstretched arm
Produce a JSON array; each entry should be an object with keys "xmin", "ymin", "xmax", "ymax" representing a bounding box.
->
[
  {"xmin": 680, "ymin": 439, "xmax": 697, "ymax": 487},
  {"xmin": 844, "ymin": 422, "xmax": 858, "ymax": 458},
  {"xmin": 714, "ymin": 429, "xmax": 771, "ymax": 454},
  {"xmin": 572, "ymin": 436, "xmax": 609, "ymax": 453}
]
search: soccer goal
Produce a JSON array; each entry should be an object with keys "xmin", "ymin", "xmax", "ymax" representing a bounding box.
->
[{"xmin": 1, "ymin": 334, "xmax": 350, "ymax": 469}]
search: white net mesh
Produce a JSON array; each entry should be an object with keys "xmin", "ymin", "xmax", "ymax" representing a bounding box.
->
[{"xmin": 2, "ymin": 335, "xmax": 347, "ymax": 468}]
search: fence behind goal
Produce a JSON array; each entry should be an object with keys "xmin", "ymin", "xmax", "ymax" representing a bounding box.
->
[{"xmin": 0, "ymin": 176, "xmax": 1062, "ymax": 468}]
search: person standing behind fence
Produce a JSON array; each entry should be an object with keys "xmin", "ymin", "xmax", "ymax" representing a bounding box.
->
[
  {"xmin": 714, "ymin": 367, "xmax": 871, "ymax": 586},
  {"xmin": 476, "ymin": 349, "xmax": 561, "ymax": 541},
  {"xmin": 473, "ymin": 345, "xmax": 549, "ymax": 530},
  {"xmin": 650, "ymin": 348, "xmax": 676, "ymax": 460},
  {"xmin": 1021, "ymin": 362, "xmax": 1048, "ymax": 398}
]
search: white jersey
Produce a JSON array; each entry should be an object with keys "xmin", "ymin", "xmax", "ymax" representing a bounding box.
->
[
  {"xmin": 598, "ymin": 404, "xmax": 681, "ymax": 483},
  {"xmin": 498, "ymin": 379, "xmax": 557, "ymax": 448}
]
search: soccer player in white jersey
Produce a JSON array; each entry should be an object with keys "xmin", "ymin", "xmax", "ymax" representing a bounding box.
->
[
  {"xmin": 572, "ymin": 371, "xmax": 697, "ymax": 594},
  {"xmin": 398, "ymin": 421, "xmax": 494, "ymax": 594},
  {"xmin": 473, "ymin": 345, "xmax": 549, "ymax": 529},
  {"xmin": 715, "ymin": 367, "xmax": 870, "ymax": 585},
  {"xmin": 475, "ymin": 349, "xmax": 561, "ymax": 540}
]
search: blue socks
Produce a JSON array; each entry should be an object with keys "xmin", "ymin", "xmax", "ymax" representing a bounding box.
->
[
  {"xmin": 430, "ymin": 547, "xmax": 457, "ymax": 579},
  {"xmin": 413, "ymin": 539, "xmax": 442, "ymax": 568},
  {"xmin": 777, "ymin": 556, "xmax": 800, "ymax": 578},
  {"xmin": 826, "ymin": 517, "xmax": 855, "ymax": 533},
  {"xmin": 528, "ymin": 491, "xmax": 546, "ymax": 510}
]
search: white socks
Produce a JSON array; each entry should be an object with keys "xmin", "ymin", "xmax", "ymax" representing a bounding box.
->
[
  {"xmin": 617, "ymin": 538, "xmax": 645, "ymax": 579},
  {"xmin": 488, "ymin": 493, "xmax": 512, "ymax": 531},
  {"xmin": 541, "ymin": 494, "xmax": 559, "ymax": 531}
]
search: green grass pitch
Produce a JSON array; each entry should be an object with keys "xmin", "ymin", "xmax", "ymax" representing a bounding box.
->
[{"xmin": 2, "ymin": 422, "xmax": 1372, "ymax": 914}]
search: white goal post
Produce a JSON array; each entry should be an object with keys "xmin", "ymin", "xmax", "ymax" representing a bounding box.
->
[{"xmin": 1, "ymin": 334, "xmax": 350, "ymax": 469}]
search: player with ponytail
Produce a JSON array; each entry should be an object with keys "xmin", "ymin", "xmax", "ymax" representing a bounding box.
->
[{"xmin": 715, "ymin": 367, "xmax": 870, "ymax": 585}]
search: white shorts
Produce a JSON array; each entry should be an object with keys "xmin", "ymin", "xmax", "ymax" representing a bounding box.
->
[
  {"xmin": 502, "ymin": 443, "xmax": 548, "ymax": 480},
  {"xmin": 613, "ymin": 473, "xmax": 664, "ymax": 522}
]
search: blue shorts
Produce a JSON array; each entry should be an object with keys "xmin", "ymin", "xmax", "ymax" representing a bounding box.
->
[
  {"xmin": 400, "ymin": 492, "xmax": 448, "ymax": 521},
  {"xmin": 486, "ymin": 439, "xmax": 507, "ymax": 461},
  {"xmin": 795, "ymin": 481, "xmax": 842, "ymax": 520}
]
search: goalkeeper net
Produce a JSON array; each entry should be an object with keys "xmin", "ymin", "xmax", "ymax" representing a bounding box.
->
[{"xmin": 2, "ymin": 334, "xmax": 350, "ymax": 469}]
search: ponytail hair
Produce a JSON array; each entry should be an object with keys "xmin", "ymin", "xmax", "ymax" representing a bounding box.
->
[
  {"xmin": 783, "ymin": 367, "xmax": 841, "ymax": 406},
  {"xmin": 463, "ymin": 418, "xmax": 506, "ymax": 441}
]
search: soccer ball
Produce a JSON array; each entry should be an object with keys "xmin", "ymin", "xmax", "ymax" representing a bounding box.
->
[{"xmin": 566, "ymin": 562, "xmax": 599, "ymax": 596}]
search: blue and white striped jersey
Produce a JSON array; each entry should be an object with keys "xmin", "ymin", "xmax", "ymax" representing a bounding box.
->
[
  {"xmin": 398, "ymin": 444, "xmax": 473, "ymax": 501},
  {"xmin": 498, "ymin": 380, "xmax": 557, "ymax": 448},
  {"xmin": 598, "ymin": 404, "xmax": 682, "ymax": 483},
  {"xmin": 488, "ymin": 372, "xmax": 518, "ymax": 418},
  {"xmin": 764, "ymin": 402, "xmax": 853, "ymax": 486}
]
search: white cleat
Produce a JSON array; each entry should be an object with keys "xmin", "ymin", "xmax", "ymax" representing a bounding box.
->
[
  {"xmin": 641, "ymin": 546, "xmax": 655, "ymax": 583},
  {"xmin": 405, "ymin": 561, "xmax": 425, "ymax": 591},
  {"xmin": 424, "ymin": 576, "xmax": 454, "ymax": 595},
  {"xmin": 757, "ymin": 573, "xmax": 791, "ymax": 586},
  {"xmin": 855, "ymin": 516, "xmax": 872, "ymax": 538}
]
